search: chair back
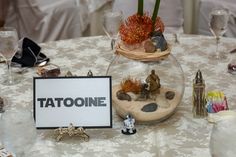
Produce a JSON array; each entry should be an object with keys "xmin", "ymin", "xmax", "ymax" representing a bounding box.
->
[
  {"xmin": 0, "ymin": 0, "xmax": 10, "ymax": 27},
  {"xmin": 112, "ymin": 0, "xmax": 184, "ymax": 33},
  {"xmin": 5, "ymin": 0, "xmax": 45, "ymax": 38}
]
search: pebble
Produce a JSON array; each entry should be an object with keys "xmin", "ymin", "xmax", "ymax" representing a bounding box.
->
[
  {"xmin": 141, "ymin": 103, "xmax": 158, "ymax": 112},
  {"xmin": 165, "ymin": 91, "xmax": 175, "ymax": 100},
  {"xmin": 116, "ymin": 90, "xmax": 132, "ymax": 101}
]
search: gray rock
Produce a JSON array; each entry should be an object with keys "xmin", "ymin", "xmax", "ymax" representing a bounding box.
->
[
  {"xmin": 141, "ymin": 103, "xmax": 158, "ymax": 112},
  {"xmin": 116, "ymin": 90, "xmax": 132, "ymax": 101},
  {"xmin": 144, "ymin": 40, "xmax": 156, "ymax": 53},
  {"xmin": 151, "ymin": 31, "xmax": 168, "ymax": 51}
]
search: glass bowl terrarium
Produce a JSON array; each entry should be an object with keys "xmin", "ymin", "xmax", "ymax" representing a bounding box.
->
[
  {"xmin": 107, "ymin": 0, "xmax": 184, "ymax": 123},
  {"xmin": 107, "ymin": 54, "xmax": 184, "ymax": 123}
]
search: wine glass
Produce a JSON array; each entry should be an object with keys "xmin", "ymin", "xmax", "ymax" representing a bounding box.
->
[
  {"xmin": 209, "ymin": 9, "xmax": 229, "ymax": 60},
  {"xmin": 0, "ymin": 27, "xmax": 19, "ymax": 85},
  {"xmin": 102, "ymin": 10, "xmax": 123, "ymax": 50}
]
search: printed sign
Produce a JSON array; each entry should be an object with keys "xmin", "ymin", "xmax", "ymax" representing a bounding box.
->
[{"xmin": 33, "ymin": 77, "xmax": 112, "ymax": 129}]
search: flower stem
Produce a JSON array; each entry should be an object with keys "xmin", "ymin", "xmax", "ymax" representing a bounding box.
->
[
  {"xmin": 137, "ymin": 0, "xmax": 143, "ymax": 16},
  {"xmin": 152, "ymin": 0, "xmax": 161, "ymax": 29}
]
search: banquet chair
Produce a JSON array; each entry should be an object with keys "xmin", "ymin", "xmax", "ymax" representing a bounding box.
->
[
  {"xmin": 196, "ymin": 0, "xmax": 236, "ymax": 37},
  {"xmin": 0, "ymin": 0, "xmax": 9, "ymax": 27},
  {"xmin": 86, "ymin": 0, "xmax": 112, "ymax": 36},
  {"xmin": 112, "ymin": 0, "xmax": 184, "ymax": 34},
  {"xmin": 4, "ymin": 0, "xmax": 89, "ymax": 43}
]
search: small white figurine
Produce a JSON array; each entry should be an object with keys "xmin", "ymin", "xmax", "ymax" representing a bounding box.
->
[{"xmin": 121, "ymin": 114, "xmax": 136, "ymax": 135}]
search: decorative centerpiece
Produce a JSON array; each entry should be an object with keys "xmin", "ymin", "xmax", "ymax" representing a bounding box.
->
[
  {"xmin": 108, "ymin": 0, "xmax": 184, "ymax": 123},
  {"xmin": 107, "ymin": 56, "xmax": 184, "ymax": 123},
  {"xmin": 116, "ymin": 0, "xmax": 170, "ymax": 61},
  {"xmin": 112, "ymin": 69, "xmax": 182, "ymax": 123}
]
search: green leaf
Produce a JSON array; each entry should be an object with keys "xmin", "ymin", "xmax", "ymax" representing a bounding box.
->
[{"xmin": 152, "ymin": 0, "xmax": 161, "ymax": 26}]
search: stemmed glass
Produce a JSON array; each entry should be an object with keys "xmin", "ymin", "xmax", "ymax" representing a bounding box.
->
[
  {"xmin": 102, "ymin": 10, "xmax": 123, "ymax": 75},
  {"xmin": 102, "ymin": 10, "xmax": 123, "ymax": 50},
  {"xmin": 0, "ymin": 27, "xmax": 19, "ymax": 85},
  {"xmin": 209, "ymin": 9, "xmax": 229, "ymax": 60}
]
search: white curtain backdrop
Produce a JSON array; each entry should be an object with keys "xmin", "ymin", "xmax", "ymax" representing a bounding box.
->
[{"xmin": 5, "ymin": 0, "xmax": 89, "ymax": 42}]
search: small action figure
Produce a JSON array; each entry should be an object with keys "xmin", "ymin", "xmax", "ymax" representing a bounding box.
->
[
  {"xmin": 87, "ymin": 70, "xmax": 93, "ymax": 77},
  {"xmin": 146, "ymin": 70, "xmax": 161, "ymax": 94},
  {"xmin": 121, "ymin": 114, "xmax": 136, "ymax": 135}
]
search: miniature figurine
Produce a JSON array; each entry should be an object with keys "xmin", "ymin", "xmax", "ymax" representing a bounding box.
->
[
  {"xmin": 121, "ymin": 114, "xmax": 136, "ymax": 135},
  {"xmin": 145, "ymin": 70, "xmax": 161, "ymax": 94},
  {"xmin": 65, "ymin": 71, "xmax": 73, "ymax": 77},
  {"xmin": 87, "ymin": 70, "xmax": 93, "ymax": 77},
  {"xmin": 192, "ymin": 70, "xmax": 207, "ymax": 118},
  {"xmin": 138, "ymin": 83, "xmax": 150, "ymax": 100}
]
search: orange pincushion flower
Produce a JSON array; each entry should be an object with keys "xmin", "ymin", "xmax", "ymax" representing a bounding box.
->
[
  {"xmin": 119, "ymin": 14, "xmax": 152, "ymax": 45},
  {"xmin": 119, "ymin": 14, "xmax": 165, "ymax": 45},
  {"xmin": 120, "ymin": 77, "xmax": 141, "ymax": 94},
  {"xmin": 154, "ymin": 16, "xmax": 164, "ymax": 33}
]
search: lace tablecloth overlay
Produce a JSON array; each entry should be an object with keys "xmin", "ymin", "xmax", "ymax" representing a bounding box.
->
[{"xmin": 0, "ymin": 34, "xmax": 236, "ymax": 157}]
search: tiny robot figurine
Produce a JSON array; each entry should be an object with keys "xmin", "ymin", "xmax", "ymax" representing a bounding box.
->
[{"xmin": 121, "ymin": 114, "xmax": 136, "ymax": 135}]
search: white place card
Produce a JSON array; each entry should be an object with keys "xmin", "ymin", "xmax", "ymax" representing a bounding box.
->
[{"xmin": 33, "ymin": 77, "xmax": 112, "ymax": 129}]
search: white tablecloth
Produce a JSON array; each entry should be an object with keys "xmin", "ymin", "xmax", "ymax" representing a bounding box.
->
[{"xmin": 1, "ymin": 34, "xmax": 236, "ymax": 156}]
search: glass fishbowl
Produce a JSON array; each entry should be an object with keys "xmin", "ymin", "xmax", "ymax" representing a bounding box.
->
[{"xmin": 106, "ymin": 53, "xmax": 185, "ymax": 123}]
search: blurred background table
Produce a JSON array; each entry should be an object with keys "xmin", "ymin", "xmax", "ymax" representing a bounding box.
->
[{"xmin": 0, "ymin": 34, "xmax": 236, "ymax": 157}]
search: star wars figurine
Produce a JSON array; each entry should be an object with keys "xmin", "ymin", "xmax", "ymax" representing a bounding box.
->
[
  {"xmin": 121, "ymin": 114, "xmax": 136, "ymax": 135},
  {"xmin": 145, "ymin": 70, "xmax": 161, "ymax": 94},
  {"xmin": 87, "ymin": 70, "xmax": 93, "ymax": 77}
]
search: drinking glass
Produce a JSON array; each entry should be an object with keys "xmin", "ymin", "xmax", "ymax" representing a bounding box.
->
[
  {"xmin": 209, "ymin": 9, "xmax": 229, "ymax": 60},
  {"xmin": 0, "ymin": 27, "xmax": 19, "ymax": 85},
  {"xmin": 0, "ymin": 108, "xmax": 37, "ymax": 156},
  {"xmin": 102, "ymin": 10, "xmax": 123, "ymax": 50}
]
